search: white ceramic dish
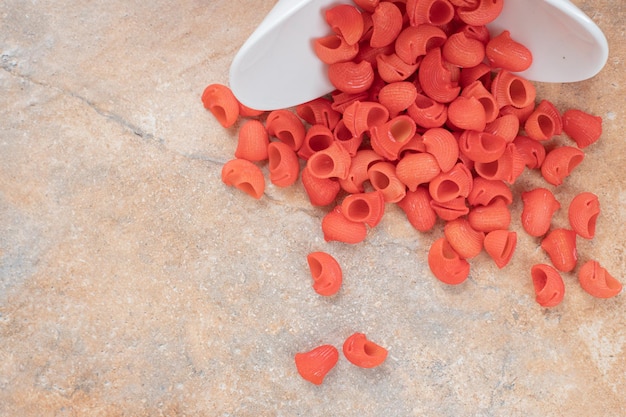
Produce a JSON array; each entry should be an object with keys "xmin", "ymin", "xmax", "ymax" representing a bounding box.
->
[{"xmin": 229, "ymin": 0, "xmax": 609, "ymax": 110}]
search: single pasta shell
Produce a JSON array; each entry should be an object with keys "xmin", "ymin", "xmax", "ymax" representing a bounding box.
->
[
  {"xmin": 301, "ymin": 166, "xmax": 341, "ymax": 207},
  {"xmin": 406, "ymin": 0, "xmax": 455, "ymax": 26},
  {"xmin": 456, "ymin": 0, "xmax": 504, "ymax": 26},
  {"xmin": 294, "ymin": 344, "xmax": 339, "ymax": 385},
  {"xmin": 491, "ymin": 70, "xmax": 536, "ymax": 109},
  {"xmin": 468, "ymin": 199, "xmax": 511, "ymax": 232},
  {"xmin": 370, "ymin": 1, "xmax": 403, "ymax": 48},
  {"xmin": 307, "ymin": 142, "xmax": 352, "ymax": 180},
  {"xmin": 444, "ymin": 218, "xmax": 485, "ymax": 259},
  {"xmin": 520, "ymin": 187, "xmax": 560, "ymax": 237},
  {"xmin": 578, "ymin": 260, "xmax": 622, "ymax": 299},
  {"xmin": 370, "ymin": 115, "xmax": 417, "ymax": 161},
  {"xmin": 467, "ymin": 177, "xmax": 513, "ymax": 207},
  {"xmin": 235, "ymin": 119, "xmax": 269, "ymax": 162},
  {"xmin": 513, "ymin": 135, "xmax": 546, "ymax": 169},
  {"xmin": 442, "ymin": 31, "xmax": 485, "ymax": 68},
  {"xmin": 428, "ymin": 162, "xmax": 473, "ymax": 203},
  {"xmin": 524, "ymin": 99, "xmax": 562, "ymax": 141},
  {"xmin": 427, "ymin": 237, "xmax": 470, "ymax": 285},
  {"xmin": 568, "ymin": 192, "xmax": 600, "ymax": 239},
  {"xmin": 376, "ymin": 52, "xmax": 420, "ymax": 83},
  {"xmin": 266, "ymin": 109, "xmax": 306, "ymax": 151},
  {"xmin": 447, "ymin": 96, "xmax": 487, "ymax": 132},
  {"xmin": 342, "ymin": 100, "xmax": 390, "ymax": 137},
  {"xmin": 484, "ymin": 114, "xmax": 520, "ymax": 143},
  {"xmin": 321, "ymin": 205, "xmax": 368, "ymax": 244},
  {"xmin": 328, "ymin": 60, "xmax": 375, "ymax": 94},
  {"xmin": 540, "ymin": 228, "xmax": 578, "ymax": 272},
  {"xmin": 395, "ymin": 24, "xmax": 447, "ymax": 65},
  {"xmin": 422, "ymin": 127, "xmax": 459, "ymax": 172},
  {"xmin": 368, "ymin": 161, "xmax": 407, "ymax": 203},
  {"xmin": 378, "ymin": 81, "xmax": 418, "ymax": 116},
  {"xmin": 419, "ymin": 47, "xmax": 461, "ymax": 104},
  {"xmin": 313, "ymin": 34, "xmax": 360, "ymax": 65},
  {"xmin": 325, "ymin": 4, "xmax": 364, "ymax": 46},
  {"xmin": 267, "ymin": 141, "xmax": 300, "ymax": 187},
  {"xmin": 341, "ymin": 190, "xmax": 386, "ymax": 228},
  {"xmin": 531, "ymin": 264, "xmax": 565, "ymax": 308},
  {"xmin": 221, "ymin": 158, "xmax": 265, "ymax": 199},
  {"xmin": 540, "ymin": 146, "xmax": 584, "ymax": 186},
  {"xmin": 430, "ymin": 196, "xmax": 469, "ymax": 221},
  {"xmin": 296, "ymin": 97, "xmax": 341, "ymax": 131},
  {"xmin": 461, "ymin": 80, "xmax": 499, "ymax": 123},
  {"xmin": 396, "ymin": 152, "xmax": 441, "ymax": 191},
  {"xmin": 562, "ymin": 109, "xmax": 603, "ymax": 149},
  {"xmin": 484, "ymin": 229, "xmax": 517, "ymax": 269},
  {"xmin": 307, "ymin": 251, "xmax": 343, "ymax": 296},
  {"xmin": 201, "ymin": 83, "xmax": 240, "ymax": 128},
  {"xmin": 343, "ymin": 332, "xmax": 388, "ymax": 368},
  {"xmin": 486, "ymin": 30, "xmax": 532, "ymax": 72},
  {"xmin": 354, "ymin": 0, "xmax": 380, "ymax": 13},
  {"xmin": 458, "ymin": 130, "xmax": 506, "ymax": 163},
  {"xmin": 397, "ymin": 187, "xmax": 437, "ymax": 232},
  {"xmin": 406, "ymin": 93, "xmax": 448, "ymax": 129},
  {"xmin": 333, "ymin": 120, "xmax": 364, "ymax": 157},
  {"xmin": 298, "ymin": 124, "xmax": 335, "ymax": 161}
]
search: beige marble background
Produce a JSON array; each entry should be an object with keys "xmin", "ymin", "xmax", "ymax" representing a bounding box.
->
[{"xmin": 1, "ymin": 0, "xmax": 625, "ymax": 416}]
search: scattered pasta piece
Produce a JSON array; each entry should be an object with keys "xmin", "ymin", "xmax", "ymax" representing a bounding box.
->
[
  {"xmin": 578, "ymin": 260, "xmax": 622, "ymax": 299},
  {"xmin": 531, "ymin": 264, "xmax": 565, "ymax": 308},
  {"xmin": 307, "ymin": 251, "xmax": 343, "ymax": 296},
  {"xmin": 343, "ymin": 332, "xmax": 388, "ymax": 368},
  {"xmin": 295, "ymin": 344, "xmax": 339, "ymax": 385}
]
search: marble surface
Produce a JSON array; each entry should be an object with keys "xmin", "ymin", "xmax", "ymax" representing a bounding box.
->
[{"xmin": 1, "ymin": 1, "xmax": 625, "ymax": 415}]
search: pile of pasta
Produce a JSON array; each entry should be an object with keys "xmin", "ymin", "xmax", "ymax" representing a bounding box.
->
[{"xmin": 205, "ymin": 0, "xmax": 622, "ymax": 315}]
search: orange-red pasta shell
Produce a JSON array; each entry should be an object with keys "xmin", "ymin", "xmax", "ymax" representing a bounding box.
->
[
  {"xmin": 333, "ymin": 119, "xmax": 364, "ymax": 157},
  {"xmin": 447, "ymin": 96, "xmax": 487, "ymax": 131},
  {"xmin": 422, "ymin": 127, "xmax": 459, "ymax": 172},
  {"xmin": 444, "ymin": 217, "xmax": 485, "ymax": 259},
  {"xmin": 578, "ymin": 260, "xmax": 622, "ymax": 299},
  {"xmin": 540, "ymin": 228, "xmax": 578, "ymax": 272},
  {"xmin": 520, "ymin": 187, "xmax": 560, "ymax": 237},
  {"xmin": 568, "ymin": 192, "xmax": 600, "ymax": 239},
  {"xmin": 301, "ymin": 166, "xmax": 341, "ymax": 207},
  {"xmin": 307, "ymin": 142, "xmax": 352, "ymax": 180},
  {"xmin": 378, "ymin": 81, "xmax": 418, "ymax": 116},
  {"xmin": 406, "ymin": 0, "xmax": 455, "ymax": 26},
  {"xmin": 307, "ymin": 251, "xmax": 343, "ymax": 296},
  {"xmin": 298, "ymin": 124, "xmax": 335, "ymax": 161},
  {"xmin": 339, "ymin": 149, "xmax": 384, "ymax": 193},
  {"xmin": 397, "ymin": 186, "xmax": 438, "ymax": 232},
  {"xmin": 370, "ymin": 115, "xmax": 417, "ymax": 161},
  {"xmin": 524, "ymin": 99, "xmax": 562, "ymax": 141},
  {"xmin": 235, "ymin": 119, "xmax": 269, "ymax": 162},
  {"xmin": 491, "ymin": 70, "xmax": 536, "ymax": 109},
  {"xmin": 484, "ymin": 229, "xmax": 517, "ymax": 269},
  {"xmin": 267, "ymin": 141, "xmax": 300, "ymax": 187},
  {"xmin": 314, "ymin": 34, "xmax": 360, "ymax": 65},
  {"xmin": 428, "ymin": 162, "xmax": 473, "ymax": 203},
  {"xmin": 396, "ymin": 152, "xmax": 441, "ymax": 191},
  {"xmin": 562, "ymin": 109, "xmax": 603, "ymax": 149},
  {"xmin": 328, "ymin": 60, "xmax": 376, "ymax": 94},
  {"xmin": 376, "ymin": 52, "xmax": 420, "ymax": 83},
  {"xmin": 531, "ymin": 264, "xmax": 565, "ymax": 308},
  {"xmin": 406, "ymin": 93, "xmax": 448, "ymax": 128},
  {"xmin": 460, "ymin": 80, "xmax": 499, "ymax": 123},
  {"xmin": 513, "ymin": 135, "xmax": 546, "ymax": 169},
  {"xmin": 442, "ymin": 30, "xmax": 485, "ymax": 68},
  {"xmin": 368, "ymin": 161, "xmax": 407, "ymax": 203},
  {"xmin": 458, "ymin": 130, "xmax": 507, "ymax": 163},
  {"xmin": 325, "ymin": 4, "xmax": 364, "ymax": 46},
  {"xmin": 342, "ymin": 100, "xmax": 390, "ymax": 137},
  {"xmin": 370, "ymin": 1, "xmax": 404, "ymax": 48},
  {"xmin": 296, "ymin": 97, "xmax": 341, "ymax": 131},
  {"xmin": 201, "ymin": 83, "xmax": 240, "ymax": 128},
  {"xmin": 221, "ymin": 158, "xmax": 265, "ymax": 199},
  {"xmin": 321, "ymin": 205, "xmax": 368, "ymax": 244},
  {"xmin": 395, "ymin": 24, "xmax": 447, "ymax": 65},
  {"xmin": 354, "ymin": 0, "xmax": 380, "ymax": 13},
  {"xmin": 484, "ymin": 114, "xmax": 520, "ymax": 143},
  {"xmin": 468, "ymin": 199, "xmax": 511, "ymax": 232},
  {"xmin": 427, "ymin": 237, "xmax": 470, "ymax": 285},
  {"xmin": 266, "ymin": 109, "xmax": 306, "ymax": 151},
  {"xmin": 430, "ymin": 196, "xmax": 469, "ymax": 221},
  {"xmin": 456, "ymin": 0, "xmax": 504, "ymax": 26},
  {"xmin": 467, "ymin": 177, "xmax": 513, "ymax": 207},
  {"xmin": 341, "ymin": 190, "xmax": 386, "ymax": 228},
  {"xmin": 419, "ymin": 47, "xmax": 461, "ymax": 104},
  {"xmin": 485, "ymin": 30, "xmax": 532, "ymax": 72},
  {"xmin": 294, "ymin": 344, "xmax": 339, "ymax": 385},
  {"xmin": 343, "ymin": 333, "xmax": 388, "ymax": 368},
  {"xmin": 540, "ymin": 146, "xmax": 584, "ymax": 186}
]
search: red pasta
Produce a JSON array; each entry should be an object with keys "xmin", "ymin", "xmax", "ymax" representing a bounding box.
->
[
  {"xmin": 395, "ymin": 24, "xmax": 447, "ymax": 65},
  {"xmin": 540, "ymin": 228, "xmax": 578, "ymax": 272},
  {"xmin": 456, "ymin": 0, "xmax": 504, "ymax": 26},
  {"xmin": 468, "ymin": 199, "xmax": 511, "ymax": 232},
  {"xmin": 341, "ymin": 190, "xmax": 386, "ymax": 227},
  {"xmin": 370, "ymin": 1, "xmax": 403, "ymax": 48},
  {"xmin": 301, "ymin": 166, "xmax": 341, "ymax": 207},
  {"xmin": 467, "ymin": 177, "xmax": 513, "ymax": 207},
  {"xmin": 568, "ymin": 192, "xmax": 600, "ymax": 239},
  {"xmin": 343, "ymin": 333, "xmax": 388, "ymax": 368},
  {"xmin": 531, "ymin": 264, "xmax": 565, "ymax": 308},
  {"xmin": 307, "ymin": 251, "xmax": 343, "ymax": 296},
  {"xmin": 428, "ymin": 162, "xmax": 473, "ymax": 203},
  {"xmin": 484, "ymin": 114, "xmax": 520, "ymax": 143},
  {"xmin": 540, "ymin": 146, "xmax": 584, "ymax": 186},
  {"xmin": 298, "ymin": 124, "xmax": 335, "ymax": 160},
  {"xmin": 430, "ymin": 196, "xmax": 469, "ymax": 221},
  {"xmin": 460, "ymin": 80, "xmax": 499, "ymax": 123},
  {"xmin": 406, "ymin": 0, "xmax": 455, "ymax": 27},
  {"xmin": 484, "ymin": 229, "xmax": 517, "ymax": 269},
  {"xmin": 422, "ymin": 127, "xmax": 459, "ymax": 172},
  {"xmin": 377, "ymin": 81, "xmax": 418, "ymax": 116},
  {"xmin": 295, "ymin": 344, "xmax": 339, "ymax": 385},
  {"xmin": 325, "ymin": 4, "xmax": 364, "ymax": 46},
  {"xmin": 328, "ymin": 60, "xmax": 376, "ymax": 94},
  {"xmin": 313, "ymin": 34, "xmax": 360, "ymax": 65},
  {"xmin": 397, "ymin": 186, "xmax": 438, "ymax": 232},
  {"xmin": 419, "ymin": 47, "xmax": 461, "ymax": 104},
  {"xmin": 201, "ymin": 83, "xmax": 240, "ymax": 128},
  {"xmin": 396, "ymin": 152, "xmax": 441, "ymax": 191},
  {"xmin": 296, "ymin": 97, "xmax": 341, "ymax": 131},
  {"xmin": 485, "ymin": 30, "xmax": 532, "ymax": 72},
  {"xmin": 370, "ymin": 115, "xmax": 417, "ymax": 160},
  {"xmin": 578, "ymin": 260, "xmax": 622, "ymax": 299},
  {"xmin": 444, "ymin": 217, "xmax": 485, "ymax": 259},
  {"xmin": 562, "ymin": 109, "xmax": 603, "ymax": 149},
  {"xmin": 458, "ymin": 130, "xmax": 507, "ymax": 163},
  {"xmin": 342, "ymin": 100, "xmax": 390, "ymax": 137},
  {"xmin": 266, "ymin": 109, "xmax": 306, "ymax": 151},
  {"xmin": 376, "ymin": 52, "xmax": 420, "ymax": 83},
  {"xmin": 367, "ymin": 161, "xmax": 407, "ymax": 203},
  {"xmin": 428, "ymin": 237, "xmax": 470, "ymax": 285},
  {"xmin": 524, "ymin": 99, "xmax": 562, "ymax": 141},
  {"xmin": 513, "ymin": 135, "xmax": 546, "ymax": 169},
  {"xmin": 307, "ymin": 142, "xmax": 352, "ymax": 180},
  {"xmin": 491, "ymin": 70, "xmax": 536, "ymax": 109},
  {"xmin": 447, "ymin": 96, "xmax": 487, "ymax": 132},
  {"xmin": 235, "ymin": 119, "xmax": 269, "ymax": 162},
  {"xmin": 221, "ymin": 158, "xmax": 265, "ymax": 199},
  {"xmin": 267, "ymin": 141, "xmax": 300, "ymax": 187},
  {"xmin": 520, "ymin": 187, "xmax": 560, "ymax": 237},
  {"xmin": 406, "ymin": 93, "xmax": 448, "ymax": 128},
  {"xmin": 442, "ymin": 30, "xmax": 486, "ymax": 68},
  {"xmin": 321, "ymin": 205, "xmax": 368, "ymax": 244},
  {"xmin": 333, "ymin": 119, "xmax": 364, "ymax": 156}
]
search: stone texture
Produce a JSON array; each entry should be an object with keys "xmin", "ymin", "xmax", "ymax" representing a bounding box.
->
[{"xmin": 0, "ymin": 1, "xmax": 625, "ymax": 416}]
